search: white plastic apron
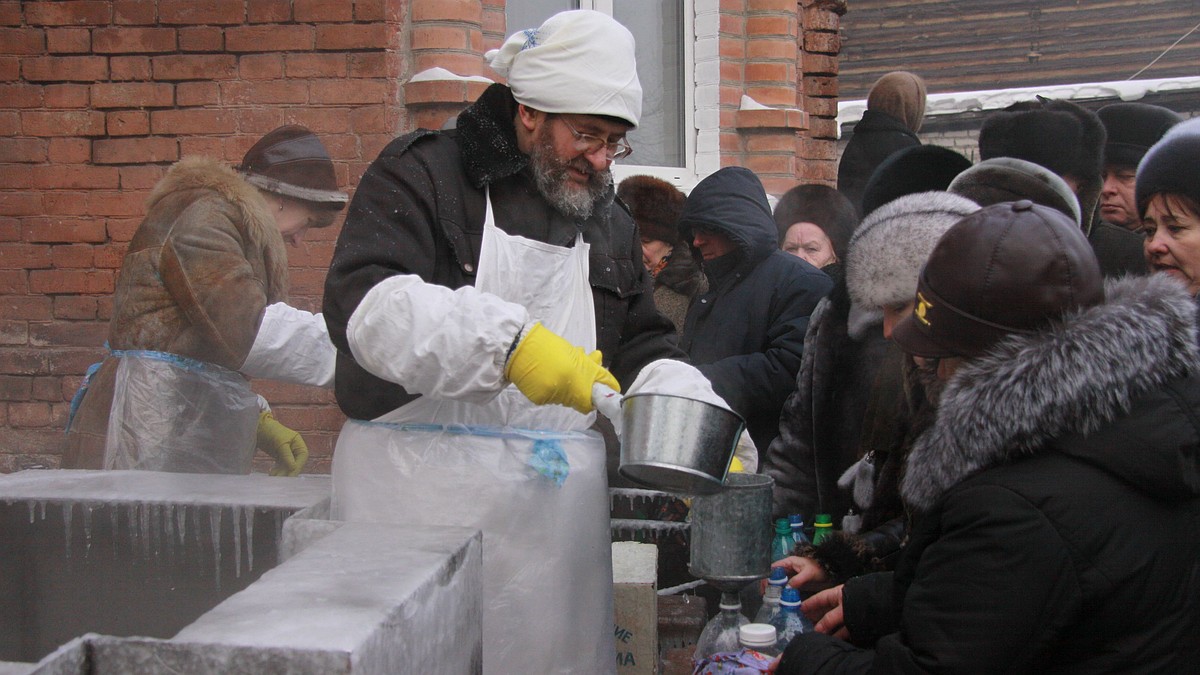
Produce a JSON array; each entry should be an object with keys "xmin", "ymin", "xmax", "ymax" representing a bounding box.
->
[{"xmin": 331, "ymin": 190, "xmax": 616, "ymax": 675}]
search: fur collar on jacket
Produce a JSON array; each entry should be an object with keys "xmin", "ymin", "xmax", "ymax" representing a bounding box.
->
[
  {"xmin": 902, "ymin": 274, "xmax": 1200, "ymax": 512},
  {"xmin": 147, "ymin": 156, "xmax": 289, "ymax": 304},
  {"xmin": 455, "ymin": 83, "xmax": 530, "ymax": 188}
]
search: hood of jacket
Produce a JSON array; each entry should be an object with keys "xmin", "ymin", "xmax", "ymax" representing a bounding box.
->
[
  {"xmin": 678, "ymin": 166, "xmax": 778, "ymax": 269},
  {"xmin": 902, "ymin": 274, "xmax": 1200, "ymax": 512}
]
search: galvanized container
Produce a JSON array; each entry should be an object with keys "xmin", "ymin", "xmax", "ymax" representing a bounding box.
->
[{"xmin": 687, "ymin": 472, "xmax": 773, "ymax": 591}]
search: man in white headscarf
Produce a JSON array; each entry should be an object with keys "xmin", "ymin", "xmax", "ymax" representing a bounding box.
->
[{"xmin": 323, "ymin": 10, "xmax": 730, "ymax": 674}]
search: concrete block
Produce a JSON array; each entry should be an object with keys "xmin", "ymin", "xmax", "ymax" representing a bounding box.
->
[{"xmin": 612, "ymin": 541, "xmax": 657, "ymax": 674}]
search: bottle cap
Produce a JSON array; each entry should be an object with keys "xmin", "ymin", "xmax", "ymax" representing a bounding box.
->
[
  {"xmin": 780, "ymin": 587, "xmax": 801, "ymax": 607},
  {"xmin": 814, "ymin": 513, "xmax": 833, "ymax": 525},
  {"xmin": 788, "ymin": 514, "xmax": 804, "ymax": 527},
  {"xmin": 769, "ymin": 566, "xmax": 788, "ymax": 584},
  {"xmin": 775, "ymin": 518, "xmax": 791, "ymax": 534},
  {"xmin": 718, "ymin": 597, "xmax": 743, "ymax": 611},
  {"xmin": 739, "ymin": 623, "xmax": 778, "ymax": 648}
]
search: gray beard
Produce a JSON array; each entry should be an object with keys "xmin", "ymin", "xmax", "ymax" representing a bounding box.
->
[{"xmin": 528, "ymin": 130, "xmax": 612, "ymax": 220}]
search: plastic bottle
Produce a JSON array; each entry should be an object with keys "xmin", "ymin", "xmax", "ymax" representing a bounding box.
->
[
  {"xmin": 754, "ymin": 567, "xmax": 788, "ymax": 624},
  {"xmin": 789, "ymin": 513, "xmax": 810, "ymax": 546},
  {"xmin": 771, "ymin": 587, "xmax": 812, "ymax": 651},
  {"xmin": 771, "ymin": 517, "xmax": 793, "ymax": 561},
  {"xmin": 811, "ymin": 513, "xmax": 833, "ymax": 546},
  {"xmin": 694, "ymin": 591, "xmax": 750, "ymax": 663},
  {"xmin": 739, "ymin": 622, "xmax": 781, "ymax": 658}
]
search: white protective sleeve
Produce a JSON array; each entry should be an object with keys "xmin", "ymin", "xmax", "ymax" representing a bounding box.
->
[
  {"xmin": 240, "ymin": 302, "xmax": 337, "ymax": 388},
  {"xmin": 346, "ymin": 274, "xmax": 530, "ymax": 404}
]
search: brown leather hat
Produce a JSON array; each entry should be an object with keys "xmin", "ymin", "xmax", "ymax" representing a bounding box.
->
[
  {"xmin": 892, "ymin": 200, "xmax": 1104, "ymax": 359},
  {"xmin": 239, "ymin": 125, "xmax": 348, "ymax": 204}
]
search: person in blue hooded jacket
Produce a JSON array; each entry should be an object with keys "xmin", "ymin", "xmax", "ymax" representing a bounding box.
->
[{"xmin": 679, "ymin": 167, "xmax": 834, "ymax": 451}]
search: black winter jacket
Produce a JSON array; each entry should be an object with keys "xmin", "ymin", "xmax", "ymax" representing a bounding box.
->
[
  {"xmin": 679, "ymin": 167, "xmax": 833, "ymax": 451},
  {"xmin": 323, "ymin": 84, "xmax": 684, "ymax": 419},
  {"xmin": 779, "ymin": 274, "xmax": 1200, "ymax": 674},
  {"xmin": 837, "ymin": 110, "xmax": 921, "ymax": 214}
]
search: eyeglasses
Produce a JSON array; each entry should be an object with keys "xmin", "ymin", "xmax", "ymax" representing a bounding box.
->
[{"xmin": 559, "ymin": 117, "xmax": 633, "ymax": 160}]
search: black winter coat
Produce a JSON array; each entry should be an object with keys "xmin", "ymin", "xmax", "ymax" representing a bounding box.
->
[
  {"xmin": 323, "ymin": 84, "xmax": 684, "ymax": 419},
  {"xmin": 679, "ymin": 167, "xmax": 833, "ymax": 451},
  {"xmin": 837, "ymin": 110, "xmax": 921, "ymax": 214},
  {"xmin": 779, "ymin": 274, "xmax": 1200, "ymax": 674}
]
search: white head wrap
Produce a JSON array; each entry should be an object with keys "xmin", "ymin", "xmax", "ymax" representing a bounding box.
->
[{"xmin": 487, "ymin": 10, "xmax": 642, "ymax": 127}]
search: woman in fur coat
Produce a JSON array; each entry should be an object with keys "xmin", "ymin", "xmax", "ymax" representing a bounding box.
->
[
  {"xmin": 63, "ymin": 126, "xmax": 347, "ymax": 475},
  {"xmin": 777, "ymin": 201, "xmax": 1200, "ymax": 673}
]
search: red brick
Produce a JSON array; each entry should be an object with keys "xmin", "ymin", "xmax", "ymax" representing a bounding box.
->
[
  {"xmin": 0, "ymin": 2, "xmax": 21, "ymax": 26},
  {"xmin": 748, "ymin": 0, "xmax": 797, "ymax": 10},
  {"xmin": 285, "ymin": 53, "xmax": 346, "ymax": 78},
  {"xmin": 238, "ymin": 53, "xmax": 284, "ymax": 80},
  {"xmin": 719, "ymin": 14, "xmax": 746, "ymax": 36},
  {"xmin": 746, "ymin": 38, "xmax": 797, "ymax": 60},
  {"xmin": 746, "ymin": 15, "xmax": 795, "ymax": 36},
  {"xmin": 0, "ymin": 193, "xmax": 44, "ymax": 218},
  {"xmin": 160, "ymin": 0, "xmax": 245, "ymax": 26},
  {"xmin": 0, "ymin": 243, "xmax": 51, "ymax": 268},
  {"xmin": 411, "ymin": 52, "xmax": 481, "ymax": 77},
  {"xmin": 105, "ymin": 217, "xmax": 141, "ymax": 242},
  {"xmin": 91, "ymin": 82, "xmax": 174, "ymax": 108},
  {"xmin": 350, "ymin": 105, "xmax": 392, "ymax": 133},
  {"xmin": 43, "ymin": 191, "xmax": 91, "ymax": 215},
  {"xmin": 44, "ymin": 83, "xmax": 90, "ymax": 108},
  {"xmin": 151, "ymin": 54, "xmax": 237, "ymax": 81},
  {"xmin": 9, "ymin": 402, "xmax": 52, "ymax": 427},
  {"xmin": 29, "ymin": 269, "xmax": 114, "ymax": 294},
  {"xmin": 311, "ymin": 78, "xmax": 387, "ymax": 105},
  {"xmin": 803, "ymin": 75, "xmax": 837, "ymax": 97},
  {"xmin": 151, "ymin": 108, "xmax": 237, "ymax": 135},
  {"xmin": 179, "ymin": 26, "xmax": 224, "ymax": 52},
  {"xmin": 410, "ymin": 25, "xmax": 470, "ymax": 51},
  {"xmin": 50, "ymin": 348, "xmax": 108, "ymax": 374},
  {"xmin": 800, "ymin": 52, "xmax": 837, "ymax": 76},
  {"xmin": 225, "ymin": 25, "xmax": 314, "ymax": 53},
  {"xmin": 247, "ymin": 0, "xmax": 292, "ymax": 24},
  {"xmin": 87, "ymin": 190, "xmax": 148, "ymax": 216},
  {"xmin": 221, "ymin": 79, "xmax": 307, "ymax": 104},
  {"xmin": 24, "ymin": 1, "xmax": 111, "ymax": 26},
  {"xmin": 24, "ymin": 216, "xmax": 109, "ymax": 241},
  {"xmin": 0, "ymin": 28, "xmax": 45, "ymax": 54},
  {"xmin": 0, "ymin": 83, "xmax": 45, "ymax": 108},
  {"xmin": 0, "ymin": 56, "xmax": 19, "ymax": 80},
  {"xmin": 349, "ymin": 52, "xmax": 397, "ymax": 78},
  {"xmin": 234, "ymin": 106, "xmax": 283, "ymax": 134},
  {"xmin": 52, "ymin": 296, "xmax": 98, "ymax": 320},
  {"xmin": 110, "ymin": 55, "xmax": 151, "ymax": 80},
  {"xmin": 93, "ymin": 241, "xmax": 128, "ymax": 268},
  {"xmin": 94, "ymin": 136, "xmax": 179, "ymax": 164},
  {"xmin": 281, "ymin": 107, "xmax": 351, "ymax": 134},
  {"xmin": 411, "ymin": 0, "xmax": 482, "ymax": 23},
  {"xmin": 21, "ymin": 110, "xmax": 105, "ymax": 136},
  {"xmin": 0, "ymin": 269, "xmax": 28, "ymax": 293},
  {"xmin": 802, "ymin": 5, "xmax": 841, "ymax": 32},
  {"xmin": 47, "ymin": 137, "xmax": 91, "ymax": 163},
  {"xmin": 176, "ymin": 80, "xmax": 218, "ymax": 106},
  {"xmin": 106, "ymin": 109, "xmax": 150, "ymax": 135},
  {"xmin": 0, "ymin": 378, "xmax": 33, "ymax": 402},
  {"xmin": 93, "ymin": 27, "xmax": 177, "ymax": 54},
  {"xmin": 720, "ymin": 37, "xmax": 745, "ymax": 60},
  {"xmin": 295, "ymin": 0, "xmax": 353, "ymax": 22},
  {"xmin": 118, "ymin": 164, "xmax": 164, "ymax": 189},
  {"xmin": 45, "ymin": 27, "xmax": 90, "ymax": 53},
  {"xmin": 32, "ymin": 376, "xmax": 62, "ymax": 401},
  {"xmin": 0, "ymin": 137, "xmax": 48, "ymax": 163},
  {"xmin": 0, "ymin": 218, "xmax": 19, "ymax": 241},
  {"xmin": 48, "ymin": 243, "xmax": 93, "ymax": 267},
  {"xmin": 23, "ymin": 56, "xmax": 109, "ymax": 82},
  {"xmin": 803, "ymin": 31, "xmax": 839, "ymax": 54},
  {"xmin": 745, "ymin": 62, "xmax": 794, "ymax": 82},
  {"xmin": 4, "ymin": 296, "xmax": 54, "ymax": 321},
  {"xmin": 316, "ymin": 23, "xmax": 391, "ymax": 50},
  {"xmin": 177, "ymin": 136, "xmax": 223, "ymax": 159},
  {"xmin": 743, "ymin": 130, "xmax": 800, "ymax": 153},
  {"xmin": 114, "ymin": 0, "xmax": 157, "ymax": 25},
  {"xmin": 743, "ymin": 153, "xmax": 793, "ymax": 175}
]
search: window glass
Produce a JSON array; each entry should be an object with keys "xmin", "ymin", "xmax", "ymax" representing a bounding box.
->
[{"xmin": 505, "ymin": 1, "xmax": 577, "ymax": 40}]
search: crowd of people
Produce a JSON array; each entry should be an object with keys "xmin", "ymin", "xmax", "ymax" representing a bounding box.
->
[{"xmin": 59, "ymin": 8, "xmax": 1200, "ymax": 673}]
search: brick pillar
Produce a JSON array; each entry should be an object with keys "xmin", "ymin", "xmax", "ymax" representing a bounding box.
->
[
  {"xmin": 797, "ymin": 0, "xmax": 846, "ymax": 186},
  {"xmin": 405, "ymin": 0, "xmax": 491, "ymax": 130}
]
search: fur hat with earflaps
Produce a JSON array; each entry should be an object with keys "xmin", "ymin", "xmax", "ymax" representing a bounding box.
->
[
  {"xmin": 617, "ymin": 175, "xmax": 686, "ymax": 246},
  {"xmin": 1098, "ymin": 102, "xmax": 1183, "ymax": 169}
]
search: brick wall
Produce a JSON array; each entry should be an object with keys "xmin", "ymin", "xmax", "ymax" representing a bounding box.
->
[{"xmin": 0, "ymin": 1, "xmax": 843, "ymax": 474}]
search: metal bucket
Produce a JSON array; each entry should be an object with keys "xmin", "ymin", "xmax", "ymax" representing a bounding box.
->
[
  {"xmin": 687, "ymin": 473, "xmax": 773, "ymax": 590},
  {"xmin": 616, "ymin": 392, "xmax": 746, "ymax": 495}
]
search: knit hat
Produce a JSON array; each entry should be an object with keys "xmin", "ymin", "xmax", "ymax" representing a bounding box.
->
[
  {"xmin": 860, "ymin": 145, "xmax": 973, "ymax": 217},
  {"xmin": 892, "ymin": 200, "xmax": 1104, "ymax": 359},
  {"xmin": 867, "ymin": 71, "xmax": 927, "ymax": 132},
  {"xmin": 487, "ymin": 10, "xmax": 642, "ymax": 127},
  {"xmin": 1136, "ymin": 116, "xmax": 1200, "ymax": 218},
  {"xmin": 1098, "ymin": 102, "xmax": 1184, "ymax": 168},
  {"xmin": 239, "ymin": 125, "xmax": 348, "ymax": 204},
  {"xmin": 949, "ymin": 157, "xmax": 1081, "ymax": 227},
  {"xmin": 846, "ymin": 191, "xmax": 980, "ymax": 309},
  {"xmin": 617, "ymin": 175, "xmax": 685, "ymax": 245}
]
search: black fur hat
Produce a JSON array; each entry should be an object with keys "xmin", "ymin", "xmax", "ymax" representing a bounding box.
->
[
  {"xmin": 617, "ymin": 174, "xmax": 686, "ymax": 245},
  {"xmin": 978, "ymin": 98, "xmax": 1105, "ymax": 184},
  {"xmin": 1098, "ymin": 102, "xmax": 1184, "ymax": 168},
  {"xmin": 860, "ymin": 145, "xmax": 973, "ymax": 217},
  {"xmin": 1136, "ymin": 117, "xmax": 1200, "ymax": 218}
]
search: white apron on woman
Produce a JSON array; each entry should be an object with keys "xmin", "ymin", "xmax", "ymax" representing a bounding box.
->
[{"xmin": 331, "ymin": 191, "xmax": 616, "ymax": 674}]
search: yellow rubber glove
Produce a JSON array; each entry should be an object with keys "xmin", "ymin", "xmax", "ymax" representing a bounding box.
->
[
  {"xmin": 729, "ymin": 456, "xmax": 745, "ymax": 473},
  {"xmin": 256, "ymin": 410, "xmax": 309, "ymax": 477},
  {"xmin": 504, "ymin": 322, "xmax": 620, "ymax": 414}
]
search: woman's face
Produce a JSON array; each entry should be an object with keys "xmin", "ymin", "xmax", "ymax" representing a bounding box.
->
[
  {"xmin": 782, "ymin": 222, "xmax": 837, "ymax": 268},
  {"xmin": 1143, "ymin": 194, "xmax": 1200, "ymax": 296},
  {"xmin": 641, "ymin": 237, "xmax": 673, "ymax": 272},
  {"xmin": 273, "ymin": 197, "xmax": 327, "ymax": 247}
]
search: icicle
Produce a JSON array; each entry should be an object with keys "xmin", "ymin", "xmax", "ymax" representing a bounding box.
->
[
  {"xmin": 231, "ymin": 505, "xmax": 243, "ymax": 579},
  {"xmin": 82, "ymin": 503, "xmax": 93, "ymax": 556},
  {"xmin": 28, "ymin": 501, "xmax": 34, "ymax": 524},
  {"xmin": 62, "ymin": 501, "xmax": 73, "ymax": 559},
  {"xmin": 209, "ymin": 506, "xmax": 223, "ymax": 589},
  {"xmin": 244, "ymin": 507, "xmax": 255, "ymax": 572},
  {"xmin": 126, "ymin": 502, "xmax": 139, "ymax": 555},
  {"xmin": 149, "ymin": 502, "xmax": 161, "ymax": 561},
  {"xmin": 176, "ymin": 503, "xmax": 187, "ymax": 546},
  {"xmin": 164, "ymin": 503, "xmax": 175, "ymax": 566},
  {"xmin": 110, "ymin": 504, "xmax": 119, "ymax": 558},
  {"xmin": 274, "ymin": 510, "xmax": 284, "ymax": 556},
  {"xmin": 38, "ymin": 500, "xmax": 46, "ymax": 520},
  {"xmin": 139, "ymin": 501, "xmax": 150, "ymax": 560}
]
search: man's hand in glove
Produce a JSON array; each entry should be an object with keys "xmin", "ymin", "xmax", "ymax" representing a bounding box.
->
[
  {"xmin": 256, "ymin": 410, "xmax": 309, "ymax": 477},
  {"xmin": 504, "ymin": 322, "xmax": 620, "ymax": 414}
]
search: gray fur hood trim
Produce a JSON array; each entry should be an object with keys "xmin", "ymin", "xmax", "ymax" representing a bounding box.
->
[{"xmin": 902, "ymin": 274, "xmax": 1200, "ymax": 512}]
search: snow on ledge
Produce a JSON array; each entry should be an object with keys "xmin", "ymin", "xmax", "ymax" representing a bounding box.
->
[
  {"xmin": 739, "ymin": 94, "xmax": 772, "ymax": 111},
  {"xmin": 837, "ymin": 76, "xmax": 1200, "ymax": 131},
  {"xmin": 408, "ymin": 67, "xmax": 494, "ymax": 84}
]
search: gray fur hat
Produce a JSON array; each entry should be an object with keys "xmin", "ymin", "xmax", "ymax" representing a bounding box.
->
[
  {"xmin": 949, "ymin": 157, "xmax": 1081, "ymax": 228},
  {"xmin": 846, "ymin": 191, "xmax": 980, "ymax": 309}
]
